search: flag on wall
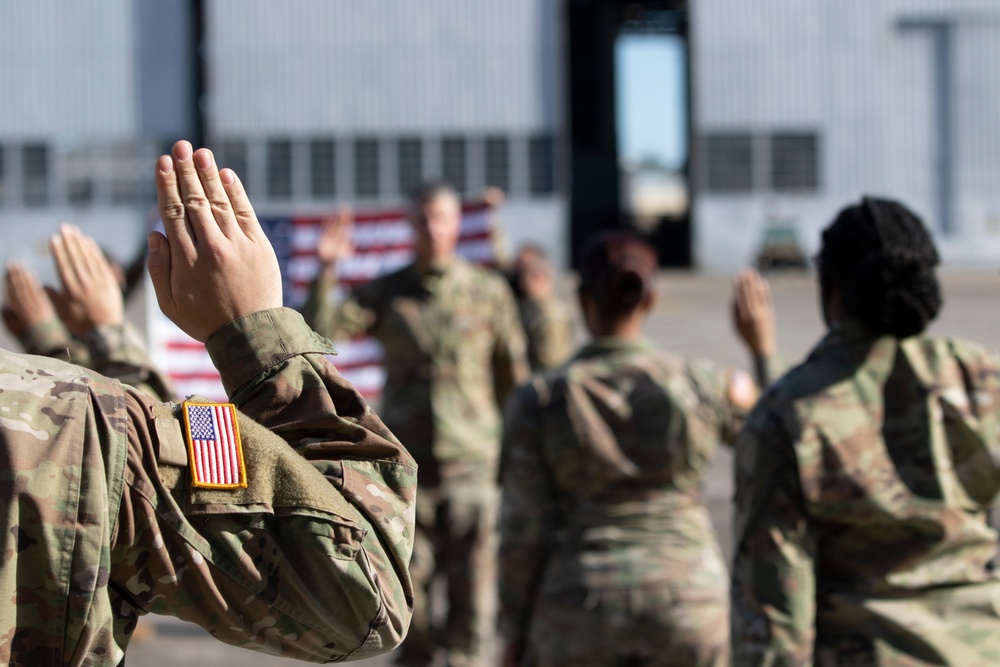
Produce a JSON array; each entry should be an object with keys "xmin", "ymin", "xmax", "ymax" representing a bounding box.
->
[{"xmin": 149, "ymin": 201, "xmax": 499, "ymax": 401}]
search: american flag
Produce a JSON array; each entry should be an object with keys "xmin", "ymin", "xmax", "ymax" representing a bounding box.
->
[
  {"xmin": 149, "ymin": 201, "xmax": 499, "ymax": 401},
  {"xmin": 184, "ymin": 402, "xmax": 246, "ymax": 488}
]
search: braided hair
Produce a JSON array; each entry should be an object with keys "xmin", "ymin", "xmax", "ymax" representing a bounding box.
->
[{"xmin": 818, "ymin": 196, "xmax": 942, "ymax": 338}]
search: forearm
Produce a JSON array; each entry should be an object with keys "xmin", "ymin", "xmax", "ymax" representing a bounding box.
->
[{"xmin": 84, "ymin": 321, "xmax": 178, "ymax": 401}]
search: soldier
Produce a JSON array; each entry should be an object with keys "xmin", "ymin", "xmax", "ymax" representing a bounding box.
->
[
  {"xmin": 3, "ymin": 229, "xmax": 175, "ymax": 401},
  {"xmin": 0, "ymin": 140, "xmax": 416, "ymax": 665},
  {"xmin": 499, "ymin": 232, "xmax": 776, "ymax": 667},
  {"xmin": 510, "ymin": 244, "xmax": 575, "ymax": 372},
  {"xmin": 302, "ymin": 182, "xmax": 529, "ymax": 667},
  {"xmin": 732, "ymin": 197, "xmax": 1000, "ymax": 666}
]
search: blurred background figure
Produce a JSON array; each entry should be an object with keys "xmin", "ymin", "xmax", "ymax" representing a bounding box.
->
[
  {"xmin": 3, "ymin": 225, "xmax": 175, "ymax": 401},
  {"xmin": 510, "ymin": 243, "xmax": 575, "ymax": 373},
  {"xmin": 499, "ymin": 231, "xmax": 775, "ymax": 667},
  {"xmin": 732, "ymin": 197, "xmax": 1000, "ymax": 666},
  {"xmin": 302, "ymin": 182, "xmax": 529, "ymax": 667}
]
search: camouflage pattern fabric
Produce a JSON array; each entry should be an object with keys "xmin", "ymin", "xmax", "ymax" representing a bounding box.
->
[
  {"xmin": 303, "ymin": 258, "xmax": 528, "ymax": 667},
  {"xmin": 500, "ymin": 337, "xmax": 750, "ymax": 667},
  {"xmin": 0, "ymin": 307, "xmax": 416, "ymax": 665},
  {"xmin": 302, "ymin": 258, "xmax": 529, "ymax": 469},
  {"xmin": 18, "ymin": 318, "xmax": 177, "ymax": 402},
  {"xmin": 518, "ymin": 296, "xmax": 575, "ymax": 373},
  {"xmin": 18, "ymin": 316, "xmax": 90, "ymax": 365},
  {"xmin": 732, "ymin": 319, "xmax": 1000, "ymax": 666}
]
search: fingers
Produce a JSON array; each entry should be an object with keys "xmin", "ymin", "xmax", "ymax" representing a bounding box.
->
[
  {"xmin": 146, "ymin": 231, "xmax": 173, "ymax": 314},
  {"xmin": 50, "ymin": 228, "xmax": 81, "ymax": 296},
  {"xmin": 219, "ymin": 167, "xmax": 263, "ymax": 239},
  {"xmin": 156, "ymin": 151, "xmax": 197, "ymax": 261},
  {"xmin": 193, "ymin": 148, "xmax": 242, "ymax": 240}
]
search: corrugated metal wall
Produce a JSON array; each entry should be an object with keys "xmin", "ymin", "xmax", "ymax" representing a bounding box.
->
[{"xmin": 206, "ymin": 0, "xmax": 562, "ymax": 135}]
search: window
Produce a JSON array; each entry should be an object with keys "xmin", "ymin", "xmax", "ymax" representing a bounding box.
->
[
  {"xmin": 484, "ymin": 137, "xmax": 509, "ymax": 193},
  {"xmin": 441, "ymin": 137, "xmax": 466, "ymax": 193},
  {"xmin": 354, "ymin": 138, "xmax": 379, "ymax": 198},
  {"xmin": 267, "ymin": 139, "xmax": 292, "ymax": 200},
  {"xmin": 771, "ymin": 132, "xmax": 819, "ymax": 192},
  {"xmin": 310, "ymin": 139, "xmax": 336, "ymax": 198},
  {"xmin": 65, "ymin": 147, "xmax": 94, "ymax": 206},
  {"xmin": 704, "ymin": 133, "xmax": 753, "ymax": 192},
  {"xmin": 22, "ymin": 144, "xmax": 49, "ymax": 207},
  {"xmin": 529, "ymin": 135, "xmax": 555, "ymax": 195},
  {"xmin": 218, "ymin": 140, "xmax": 248, "ymax": 181},
  {"xmin": 110, "ymin": 143, "xmax": 138, "ymax": 205},
  {"xmin": 397, "ymin": 138, "xmax": 423, "ymax": 196}
]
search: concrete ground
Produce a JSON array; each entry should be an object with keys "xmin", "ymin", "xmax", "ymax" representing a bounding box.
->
[{"xmin": 110, "ymin": 269, "xmax": 1000, "ymax": 665}]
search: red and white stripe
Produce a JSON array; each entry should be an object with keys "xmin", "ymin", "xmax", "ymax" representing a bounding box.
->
[{"xmin": 190, "ymin": 404, "xmax": 244, "ymax": 487}]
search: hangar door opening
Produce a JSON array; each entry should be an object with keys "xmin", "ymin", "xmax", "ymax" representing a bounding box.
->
[{"xmin": 567, "ymin": 1, "xmax": 691, "ymax": 266}]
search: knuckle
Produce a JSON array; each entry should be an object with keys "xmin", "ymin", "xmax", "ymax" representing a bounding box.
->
[
  {"xmin": 161, "ymin": 202, "xmax": 187, "ymax": 221},
  {"xmin": 184, "ymin": 192, "xmax": 210, "ymax": 212}
]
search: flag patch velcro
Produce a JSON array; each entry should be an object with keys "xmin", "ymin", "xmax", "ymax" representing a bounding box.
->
[{"xmin": 182, "ymin": 401, "xmax": 247, "ymax": 489}]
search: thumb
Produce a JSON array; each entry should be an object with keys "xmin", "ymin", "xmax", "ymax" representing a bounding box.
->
[{"xmin": 146, "ymin": 232, "xmax": 173, "ymax": 311}]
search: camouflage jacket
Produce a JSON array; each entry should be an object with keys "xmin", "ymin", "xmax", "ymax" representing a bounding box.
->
[
  {"xmin": 732, "ymin": 320, "xmax": 1000, "ymax": 666},
  {"xmin": 518, "ymin": 296, "xmax": 575, "ymax": 373},
  {"xmin": 302, "ymin": 259, "xmax": 529, "ymax": 474},
  {"xmin": 0, "ymin": 307, "xmax": 416, "ymax": 665},
  {"xmin": 19, "ymin": 318, "xmax": 177, "ymax": 402},
  {"xmin": 499, "ymin": 337, "xmax": 749, "ymax": 645}
]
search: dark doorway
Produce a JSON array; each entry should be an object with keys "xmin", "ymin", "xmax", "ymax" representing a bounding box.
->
[{"xmin": 566, "ymin": 1, "xmax": 691, "ymax": 267}]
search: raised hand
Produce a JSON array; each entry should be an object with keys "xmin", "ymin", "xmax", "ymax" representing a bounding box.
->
[
  {"xmin": 3, "ymin": 261, "xmax": 58, "ymax": 337},
  {"xmin": 148, "ymin": 140, "xmax": 282, "ymax": 342},
  {"xmin": 316, "ymin": 207, "xmax": 355, "ymax": 267},
  {"xmin": 48, "ymin": 226, "xmax": 125, "ymax": 336},
  {"xmin": 732, "ymin": 268, "xmax": 776, "ymax": 358}
]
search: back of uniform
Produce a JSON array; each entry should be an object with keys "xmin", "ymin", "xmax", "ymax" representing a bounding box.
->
[{"xmin": 732, "ymin": 321, "xmax": 1000, "ymax": 666}]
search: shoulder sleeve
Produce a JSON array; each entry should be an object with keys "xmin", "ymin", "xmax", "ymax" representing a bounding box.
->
[
  {"xmin": 111, "ymin": 308, "xmax": 416, "ymax": 661},
  {"xmin": 731, "ymin": 403, "xmax": 816, "ymax": 667},
  {"xmin": 19, "ymin": 317, "xmax": 91, "ymax": 366},
  {"xmin": 83, "ymin": 321, "xmax": 177, "ymax": 402},
  {"xmin": 685, "ymin": 357, "xmax": 754, "ymax": 445},
  {"xmin": 499, "ymin": 379, "xmax": 553, "ymax": 649}
]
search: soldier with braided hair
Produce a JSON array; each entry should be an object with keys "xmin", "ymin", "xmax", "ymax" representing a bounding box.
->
[{"xmin": 732, "ymin": 196, "xmax": 1000, "ymax": 666}]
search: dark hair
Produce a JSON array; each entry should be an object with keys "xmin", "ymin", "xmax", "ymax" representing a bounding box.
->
[
  {"xmin": 819, "ymin": 196, "xmax": 942, "ymax": 338},
  {"xmin": 409, "ymin": 180, "xmax": 459, "ymax": 207},
  {"xmin": 578, "ymin": 231, "xmax": 657, "ymax": 318}
]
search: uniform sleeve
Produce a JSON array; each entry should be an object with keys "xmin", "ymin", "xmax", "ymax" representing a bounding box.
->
[
  {"xmin": 498, "ymin": 381, "xmax": 553, "ymax": 650},
  {"xmin": 300, "ymin": 266, "xmax": 377, "ymax": 341},
  {"xmin": 731, "ymin": 406, "xmax": 816, "ymax": 667},
  {"xmin": 83, "ymin": 322, "xmax": 178, "ymax": 402},
  {"xmin": 110, "ymin": 308, "xmax": 416, "ymax": 662},
  {"xmin": 523, "ymin": 298, "xmax": 575, "ymax": 372},
  {"xmin": 685, "ymin": 359, "xmax": 752, "ymax": 446},
  {"xmin": 491, "ymin": 281, "xmax": 530, "ymax": 405},
  {"xmin": 19, "ymin": 317, "xmax": 91, "ymax": 366}
]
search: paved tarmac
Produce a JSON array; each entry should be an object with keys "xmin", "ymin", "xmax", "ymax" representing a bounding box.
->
[{"xmin": 112, "ymin": 268, "xmax": 1000, "ymax": 666}]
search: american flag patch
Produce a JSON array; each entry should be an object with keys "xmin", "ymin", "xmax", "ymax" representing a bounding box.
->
[{"xmin": 182, "ymin": 401, "xmax": 247, "ymax": 489}]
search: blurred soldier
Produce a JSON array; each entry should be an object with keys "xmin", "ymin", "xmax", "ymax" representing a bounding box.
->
[
  {"xmin": 0, "ymin": 140, "xmax": 416, "ymax": 664},
  {"xmin": 4, "ymin": 234, "xmax": 176, "ymax": 401},
  {"xmin": 510, "ymin": 244, "xmax": 575, "ymax": 372},
  {"xmin": 732, "ymin": 197, "xmax": 1000, "ymax": 666},
  {"xmin": 3, "ymin": 231, "xmax": 175, "ymax": 401},
  {"xmin": 302, "ymin": 182, "xmax": 529, "ymax": 667},
  {"xmin": 500, "ymin": 232, "xmax": 776, "ymax": 667}
]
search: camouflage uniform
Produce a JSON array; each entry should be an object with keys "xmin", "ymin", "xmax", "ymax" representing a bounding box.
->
[
  {"xmin": 500, "ymin": 337, "xmax": 751, "ymax": 667},
  {"xmin": 303, "ymin": 259, "xmax": 529, "ymax": 667},
  {"xmin": 0, "ymin": 307, "xmax": 416, "ymax": 665},
  {"xmin": 17, "ymin": 318, "xmax": 177, "ymax": 401},
  {"xmin": 518, "ymin": 296, "xmax": 575, "ymax": 372},
  {"xmin": 732, "ymin": 320, "xmax": 1000, "ymax": 666}
]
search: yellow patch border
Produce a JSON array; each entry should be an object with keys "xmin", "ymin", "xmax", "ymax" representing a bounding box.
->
[{"xmin": 182, "ymin": 400, "xmax": 248, "ymax": 490}]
